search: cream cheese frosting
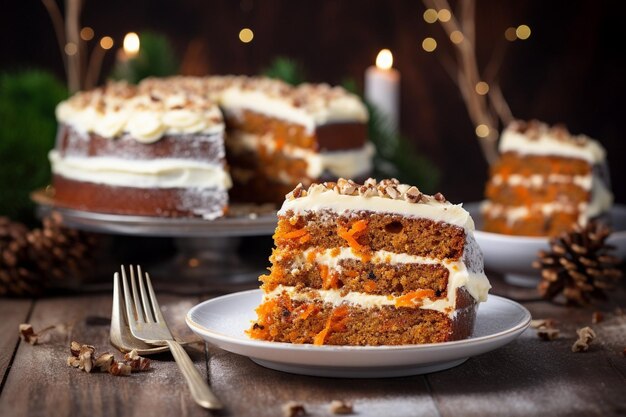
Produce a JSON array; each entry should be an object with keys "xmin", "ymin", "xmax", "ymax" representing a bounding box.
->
[
  {"xmin": 279, "ymin": 180, "xmax": 476, "ymax": 231},
  {"xmin": 49, "ymin": 150, "xmax": 232, "ymax": 189},
  {"xmin": 56, "ymin": 75, "xmax": 368, "ymax": 142},
  {"xmin": 499, "ymin": 120, "xmax": 606, "ymax": 163},
  {"xmin": 227, "ymin": 131, "xmax": 375, "ymax": 180}
]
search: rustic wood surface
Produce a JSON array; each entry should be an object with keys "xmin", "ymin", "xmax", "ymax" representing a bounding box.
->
[{"xmin": 0, "ymin": 274, "xmax": 624, "ymax": 417}]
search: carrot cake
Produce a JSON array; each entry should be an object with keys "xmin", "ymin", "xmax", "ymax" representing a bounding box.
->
[
  {"xmin": 248, "ymin": 178, "xmax": 491, "ymax": 346},
  {"xmin": 219, "ymin": 77, "xmax": 372, "ymax": 204},
  {"xmin": 51, "ymin": 78, "xmax": 230, "ymax": 219},
  {"xmin": 483, "ymin": 120, "xmax": 613, "ymax": 236},
  {"xmin": 50, "ymin": 76, "xmax": 372, "ymax": 217}
]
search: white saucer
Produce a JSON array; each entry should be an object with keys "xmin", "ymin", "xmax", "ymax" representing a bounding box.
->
[
  {"xmin": 466, "ymin": 203, "xmax": 626, "ymax": 287},
  {"xmin": 186, "ymin": 289, "xmax": 531, "ymax": 378}
]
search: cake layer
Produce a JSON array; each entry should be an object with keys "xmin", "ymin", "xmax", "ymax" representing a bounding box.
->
[
  {"xmin": 56, "ymin": 124, "xmax": 226, "ymax": 162},
  {"xmin": 482, "ymin": 207, "xmax": 580, "ymax": 237},
  {"xmin": 262, "ymin": 247, "xmax": 450, "ymax": 296},
  {"xmin": 52, "ymin": 175, "xmax": 228, "ymax": 219},
  {"xmin": 485, "ymin": 181, "xmax": 590, "ymax": 206},
  {"xmin": 224, "ymin": 110, "xmax": 367, "ymax": 151},
  {"xmin": 248, "ymin": 288, "xmax": 476, "ymax": 345},
  {"xmin": 274, "ymin": 211, "xmax": 466, "ymax": 261},
  {"xmin": 491, "ymin": 153, "xmax": 591, "ymax": 177}
]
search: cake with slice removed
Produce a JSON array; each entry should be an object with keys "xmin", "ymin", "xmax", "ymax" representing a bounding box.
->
[{"xmin": 248, "ymin": 178, "xmax": 491, "ymax": 346}]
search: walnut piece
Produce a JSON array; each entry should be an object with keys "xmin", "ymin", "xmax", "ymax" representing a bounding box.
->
[
  {"xmin": 124, "ymin": 349, "xmax": 151, "ymax": 371},
  {"xmin": 572, "ymin": 326, "xmax": 596, "ymax": 352},
  {"xmin": 78, "ymin": 344, "xmax": 96, "ymax": 373},
  {"xmin": 95, "ymin": 353, "xmax": 115, "ymax": 372},
  {"xmin": 591, "ymin": 311, "xmax": 604, "ymax": 324},
  {"xmin": 531, "ymin": 318, "xmax": 560, "ymax": 340},
  {"xmin": 19, "ymin": 324, "xmax": 38, "ymax": 345},
  {"xmin": 109, "ymin": 361, "xmax": 132, "ymax": 376},
  {"xmin": 537, "ymin": 328, "xmax": 560, "ymax": 341},
  {"xmin": 282, "ymin": 401, "xmax": 306, "ymax": 417},
  {"xmin": 330, "ymin": 400, "xmax": 354, "ymax": 414}
]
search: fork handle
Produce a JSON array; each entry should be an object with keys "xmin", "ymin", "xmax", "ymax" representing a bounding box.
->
[{"xmin": 166, "ymin": 340, "xmax": 223, "ymax": 409}]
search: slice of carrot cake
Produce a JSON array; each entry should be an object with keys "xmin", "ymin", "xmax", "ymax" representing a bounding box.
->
[{"xmin": 248, "ymin": 178, "xmax": 491, "ymax": 346}]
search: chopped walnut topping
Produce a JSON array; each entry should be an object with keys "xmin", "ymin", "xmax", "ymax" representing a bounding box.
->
[
  {"xmin": 532, "ymin": 318, "xmax": 560, "ymax": 341},
  {"xmin": 124, "ymin": 349, "xmax": 151, "ymax": 372},
  {"xmin": 572, "ymin": 326, "xmax": 596, "ymax": 352},
  {"xmin": 289, "ymin": 178, "xmax": 450, "ymax": 206},
  {"xmin": 18, "ymin": 324, "xmax": 38, "ymax": 345},
  {"xmin": 70, "ymin": 341, "xmax": 82, "ymax": 357},
  {"xmin": 77, "ymin": 344, "xmax": 96, "ymax": 373},
  {"xmin": 67, "ymin": 356, "xmax": 80, "ymax": 368},
  {"xmin": 94, "ymin": 353, "xmax": 115, "ymax": 372},
  {"xmin": 591, "ymin": 311, "xmax": 604, "ymax": 324},
  {"xmin": 530, "ymin": 318, "xmax": 557, "ymax": 329},
  {"xmin": 330, "ymin": 400, "xmax": 354, "ymax": 414},
  {"xmin": 19, "ymin": 323, "xmax": 57, "ymax": 345},
  {"xmin": 404, "ymin": 186, "xmax": 422, "ymax": 203},
  {"xmin": 282, "ymin": 401, "xmax": 306, "ymax": 417},
  {"xmin": 537, "ymin": 328, "xmax": 560, "ymax": 341},
  {"xmin": 109, "ymin": 361, "xmax": 132, "ymax": 376}
]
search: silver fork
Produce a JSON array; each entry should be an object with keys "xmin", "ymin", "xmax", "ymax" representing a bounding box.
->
[{"xmin": 119, "ymin": 265, "xmax": 222, "ymax": 410}]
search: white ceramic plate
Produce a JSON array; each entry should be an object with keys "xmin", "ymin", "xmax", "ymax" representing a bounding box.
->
[
  {"xmin": 466, "ymin": 203, "xmax": 626, "ymax": 287},
  {"xmin": 186, "ymin": 289, "xmax": 531, "ymax": 378}
]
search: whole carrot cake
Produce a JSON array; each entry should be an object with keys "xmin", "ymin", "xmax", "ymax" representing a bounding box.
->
[
  {"xmin": 248, "ymin": 178, "xmax": 491, "ymax": 346},
  {"xmin": 482, "ymin": 120, "xmax": 613, "ymax": 236},
  {"xmin": 50, "ymin": 76, "xmax": 371, "ymax": 218}
]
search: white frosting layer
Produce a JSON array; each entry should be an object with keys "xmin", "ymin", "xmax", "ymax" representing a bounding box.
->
[
  {"xmin": 279, "ymin": 188, "xmax": 475, "ymax": 231},
  {"xmin": 499, "ymin": 125, "xmax": 606, "ymax": 163},
  {"xmin": 220, "ymin": 83, "xmax": 368, "ymax": 133},
  {"xmin": 490, "ymin": 173, "xmax": 593, "ymax": 190},
  {"xmin": 49, "ymin": 150, "xmax": 232, "ymax": 189},
  {"xmin": 227, "ymin": 131, "xmax": 375, "ymax": 179}
]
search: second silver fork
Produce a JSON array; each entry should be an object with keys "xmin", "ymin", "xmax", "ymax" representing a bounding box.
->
[{"xmin": 119, "ymin": 265, "xmax": 222, "ymax": 410}]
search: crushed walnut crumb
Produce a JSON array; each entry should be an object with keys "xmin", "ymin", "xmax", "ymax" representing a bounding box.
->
[
  {"xmin": 330, "ymin": 400, "xmax": 354, "ymax": 415},
  {"xmin": 572, "ymin": 326, "xmax": 596, "ymax": 352},
  {"xmin": 124, "ymin": 349, "xmax": 151, "ymax": 372},
  {"xmin": 18, "ymin": 323, "xmax": 57, "ymax": 345},
  {"xmin": 282, "ymin": 401, "xmax": 306, "ymax": 417},
  {"xmin": 591, "ymin": 311, "xmax": 604, "ymax": 324},
  {"xmin": 532, "ymin": 318, "xmax": 560, "ymax": 341},
  {"xmin": 66, "ymin": 341, "xmax": 150, "ymax": 376}
]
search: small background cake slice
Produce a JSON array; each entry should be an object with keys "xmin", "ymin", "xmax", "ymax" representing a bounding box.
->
[
  {"xmin": 249, "ymin": 178, "xmax": 491, "ymax": 346},
  {"xmin": 483, "ymin": 120, "xmax": 613, "ymax": 236}
]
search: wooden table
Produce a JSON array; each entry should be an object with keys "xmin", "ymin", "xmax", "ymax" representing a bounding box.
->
[{"xmin": 1, "ymin": 275, "xmax": 625, "ymax": 417}]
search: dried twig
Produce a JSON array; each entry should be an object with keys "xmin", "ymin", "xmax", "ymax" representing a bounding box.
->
[{"xmin": 422, "ymin": 0, "xmax": 525, "ymax": 165}]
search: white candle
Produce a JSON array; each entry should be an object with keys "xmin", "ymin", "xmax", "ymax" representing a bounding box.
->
[{"xmin": 365, "ymin": 49, "xmax": 400, "ymax": 132}]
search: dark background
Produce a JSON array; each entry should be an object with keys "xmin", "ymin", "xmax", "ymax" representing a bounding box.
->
[{"xmin": 2, "ymin": 0, "xmax": 624, "ymax": 204}]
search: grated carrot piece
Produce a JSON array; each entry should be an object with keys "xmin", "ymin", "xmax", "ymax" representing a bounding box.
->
[
  {"xmin": 363, "ymin": 279, "xmax": 377, "ymax": 293},
  {"xmin": 395, "ymin": 289, "xmax": 436, "ymax": 308},
  {"xmin": 282, "ymin": 228, "xmax": 308, "ymax": 239},
  {"xmin": 313, "ymin": 305, "xmax": 349, "ymax": 345}
]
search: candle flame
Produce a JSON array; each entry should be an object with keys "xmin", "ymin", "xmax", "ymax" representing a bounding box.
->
[
  {"xmin": 123, "ymin": 32, "xmax": 140, "ymax": 57},
  {"xmin": 376, "ymin": 49, "xmax": 393, "ymax": 70}
]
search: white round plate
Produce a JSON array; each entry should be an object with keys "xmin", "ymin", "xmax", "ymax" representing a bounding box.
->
[
  {"xmin": 186, "ymin": 289, "xmax": 531, "ymax": 378},
  {"xmin": 466, "ymin": 203, "xmax": 626, "ymax": 287}
]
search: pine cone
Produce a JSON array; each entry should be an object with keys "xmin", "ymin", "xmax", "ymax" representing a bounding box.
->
[
  {"xmin": 534, "ymin": 222, "xmax": 623, "ymax": 306},
  {"xmin": 0, "ymin": 212, "xmax": 98, "ymax": 296}
]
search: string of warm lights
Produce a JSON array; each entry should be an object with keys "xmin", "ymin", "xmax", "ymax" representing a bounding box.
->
[
  {"xmin": 41, "ymin": 0, "xmax": 142, "ymax": 91},
  {"xmin": 420, "ymin": 0, "xmax": 530, "ymax": 165}
]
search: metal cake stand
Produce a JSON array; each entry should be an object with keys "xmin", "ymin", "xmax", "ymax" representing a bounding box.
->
[{"xmin": 32, "ymin": 188, "xmax": 278, "ymax": 291}]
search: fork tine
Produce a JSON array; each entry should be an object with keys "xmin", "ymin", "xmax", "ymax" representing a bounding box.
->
[
  {"xmin": 145, "ymin": 272, "xmax": 167, "ymax": 324},
  {"xmin": 129, "ymin": 265, "xmax": 145, "ymax": 322},
  {"xmin": 137, "ymin": 265, "xmax": 156, "ymax": 323},
  {"xmin": 120, "ymin": 265, "xmax": 139, "ymax": 330}
]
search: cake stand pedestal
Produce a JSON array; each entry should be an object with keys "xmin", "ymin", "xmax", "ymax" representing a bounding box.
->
[{"xmin": 32, "ymin": 189, "xmax": 277, "ymax": 292}]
